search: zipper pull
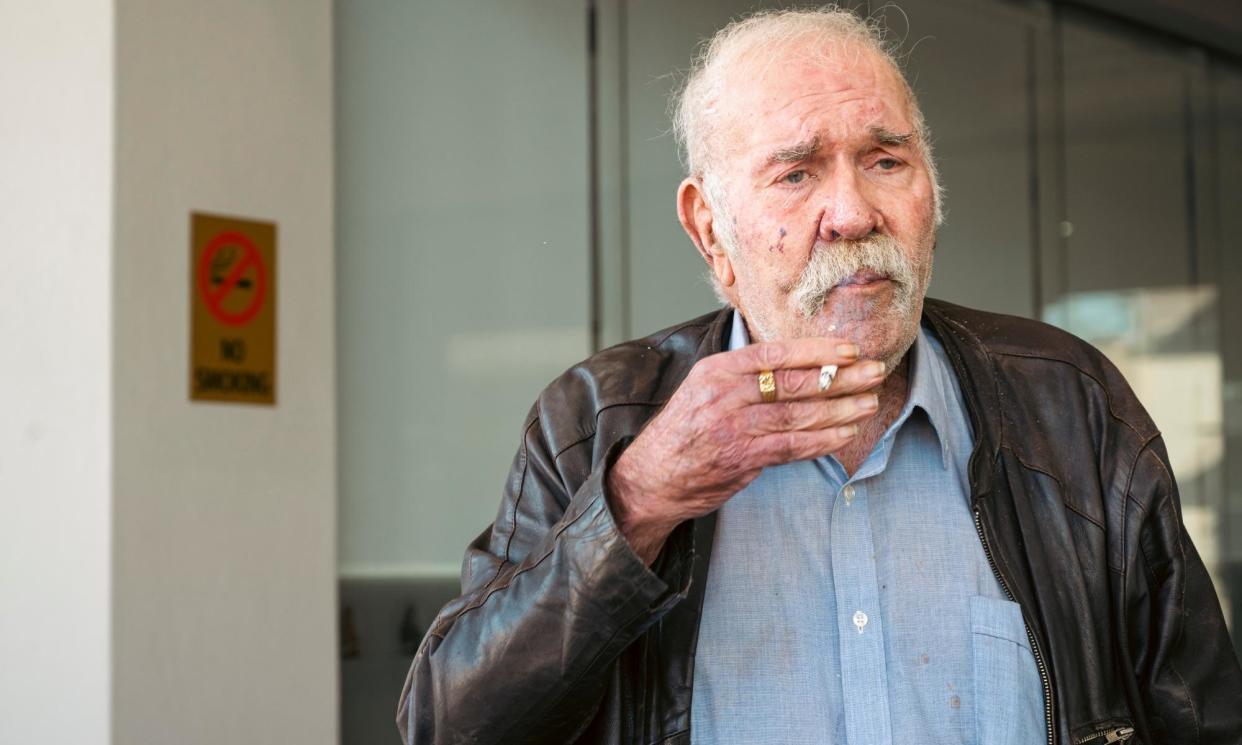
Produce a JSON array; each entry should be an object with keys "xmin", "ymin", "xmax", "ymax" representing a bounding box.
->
[
  {"xmin": 1077, "ymin": 726, "xmax": 1136, "ymax": 745},
  {"xmin": 1103, "ymin": 727, "xmax": 1135, "ymax": 744}
]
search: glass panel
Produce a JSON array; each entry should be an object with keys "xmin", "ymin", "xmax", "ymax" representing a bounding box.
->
[
  {"xmin": 335, "ymin": 2, "xmax": 591, "ymax": 742},
  {"xmin": 1046, "ymin": 15, "xmax": 1230, "ymax": 632},
  {"xmin": 336, "ymin": 0, "xmax": 592, "ymax": 578},
  {"xmin": 1058, "ymin": 18, "xmax": 1194, "ymax": 293}
]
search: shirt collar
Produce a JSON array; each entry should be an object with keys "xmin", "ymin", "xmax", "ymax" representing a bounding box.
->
[
  {"xmin": 902, "ymin": 324, "xmax": 955, "ymax": 471},
  {"xmin": 728, "ymin": 309, "xmax": 954, "ymax": 470},
  {"xmin": 728, "ymin": 308, "xmax": 750, "ymax": 351}
]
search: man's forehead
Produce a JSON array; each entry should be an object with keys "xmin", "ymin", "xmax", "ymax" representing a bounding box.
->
[
  {"xmin": 726, "ymin": 92, "xmax": 915, "ymax": 170},
  {"xmin": 707, "ymin": 41, "xmax": 914, "ymax": 157},
  {"xmin": 719, "ymin": 36, "xmax": 902, "ymax": 102}
]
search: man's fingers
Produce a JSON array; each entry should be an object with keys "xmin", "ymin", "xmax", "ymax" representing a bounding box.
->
[
  {"xmin": 745, "ymin": 393, "xmax": 879, "ymax": 434},
  {"xmin": 739, "ymin": 359, "xmax": 886, "ymax": 404},
  {"xmin": 720, "ymin": 337, "xmax": 861, "ymax": 374},
  {"xmin": 752, "ymin": 425, "xmax": 862, "ymax": 466}
]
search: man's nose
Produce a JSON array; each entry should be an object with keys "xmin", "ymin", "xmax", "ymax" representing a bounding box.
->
[{"xmin": 818, "ymin": 168, "xmax": 880, "ymax": 242}]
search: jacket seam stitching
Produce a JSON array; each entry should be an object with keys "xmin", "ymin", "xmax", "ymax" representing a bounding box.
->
[
  {"xmin": 445, "ymin": 489, "xmax": 609, "ymax": 626},
  {"xmin": 1172, "ymin": 665, "xmax": 1202, "ymax": 745},
  {"xmin": 1124, "ymin": 432, "xmax": 1159, "ymax": 518},
  {"xmin": 1144, "ymin": 444, "xmax": 1176, "ymax": 512},
  {"xmin": 1118, "ymin": 443, "xmax": 1141, "ymax": 692},
  {"xmin": 1135, "ymin": 483, "xmax": 1161, "ymax": 590},
  {"xmin": 990, "ymin": 349, "xmax": 1150, "ymax": 440},
  {"xmin": 1133, "ymin": 443, "xmax": 1201, "ymax": 744},
  {"xmin": 1170, "ymin": 663, "xmax": 1201, "ymax": 745},
  {"xmin": 1065, "ymin": 500, "xmax": 1106, "ymax": 533},
  {"xmin": 554, "ymin": 431, "xmax": 596, "ymax": 461},
  {"xmin": 552, "ymin": 401, "xmax": 667, "ymax": 461},
  {"xmin": 449, "ymin": 403, "xmax": 672, "ymax": 628},
  {"xmin": 1010, "ymin": 448, "xmax": 1107, "ymax": 532},
  {"xmin": 1125, "ymin": 494, "xmax": 1151, "ymax": 517},
  {"xmin": 503, "ymin": 413, "xmax": 542, "ymax": 566}
]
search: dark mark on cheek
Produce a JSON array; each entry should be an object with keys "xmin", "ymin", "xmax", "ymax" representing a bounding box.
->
[{"xmin": 768, "ymin": 226, "xmax": 788, "ymax": 253}]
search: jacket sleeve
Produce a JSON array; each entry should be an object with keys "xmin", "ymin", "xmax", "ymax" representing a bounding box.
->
[
  {"xmin": 1126, "ymin": 436, "xmax": 1242, "ymax": 744},
  {"xmin": 395, "ymin": 404, "xmax": 694, "ymax": 745}
]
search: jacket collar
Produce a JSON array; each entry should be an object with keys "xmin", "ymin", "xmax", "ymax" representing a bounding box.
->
[{"xmin": 920, "ymin": 299, "xmax": 1001, "ymax": 503}]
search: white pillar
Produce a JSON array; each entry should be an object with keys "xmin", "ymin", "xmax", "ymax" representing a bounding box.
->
[
  {"xmin": 0, "ymin": 2, "xmax": 337, "ymax": 743},
  {"xmin": 0, "ymin": 2, "xmax": 114, "ymax": 743}
]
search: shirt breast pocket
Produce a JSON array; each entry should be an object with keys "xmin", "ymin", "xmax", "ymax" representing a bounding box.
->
[{"xmin": 970, "ymin": 595, "xmax": 1044, "ymax": 745}]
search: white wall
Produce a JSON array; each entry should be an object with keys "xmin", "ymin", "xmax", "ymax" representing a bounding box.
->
[
  {"xmin": 0, "ymin": 2, "xmax": 114, "ymax": 743},
  {"xmin": 112, "ymin": 2, "xmax": 336, "ymax": 743}
]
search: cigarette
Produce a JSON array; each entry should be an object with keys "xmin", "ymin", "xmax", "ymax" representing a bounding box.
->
[{"xmin": 819, "ymin": 364, "xmax": 838, "ymax": 392}]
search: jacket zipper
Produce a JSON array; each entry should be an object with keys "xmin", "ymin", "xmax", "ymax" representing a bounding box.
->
[
  {"xmin": 974, "ymin": 508, "xmax": 1056, "ymax": 745},
  {"xmin": 1074, "ymin": 726, "xmax": 1135, "ymax": 744}
]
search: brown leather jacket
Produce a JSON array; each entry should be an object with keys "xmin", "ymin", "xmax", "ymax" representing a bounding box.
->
[{"xmin": 397, "ymin": 299, "xmax": 1242, "ymax": 745}]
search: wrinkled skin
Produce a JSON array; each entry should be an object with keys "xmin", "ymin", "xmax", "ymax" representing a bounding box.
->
[{"xmin": 609, "ymin": 340, "xmax": 886, "ymax": 563}]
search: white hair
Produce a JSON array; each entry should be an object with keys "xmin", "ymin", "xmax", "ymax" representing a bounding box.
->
[{"xmin": 673, "ymin": 4, "xmax": 945, "ymax": 251}]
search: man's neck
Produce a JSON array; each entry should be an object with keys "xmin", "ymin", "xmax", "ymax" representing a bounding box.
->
[{"xmin": 835, "ymin": 352, "xmax": 911, "ymax": 477}]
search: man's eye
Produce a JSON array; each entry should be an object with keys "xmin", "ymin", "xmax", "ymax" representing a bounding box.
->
[
  {"xmin": 876, "ymin": 158, "xmax": 901, "ymax": 171},
  {"xmin": 783, "ymin": 170, "xmax": 807, "ymax": 184}
]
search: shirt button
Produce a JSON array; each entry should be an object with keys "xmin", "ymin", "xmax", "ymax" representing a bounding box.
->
[
  {"xmin": 843, "ymin": 485, "xmax": 855, "ymax": 504},
  {"xmin": 853, "ymin": 610, "xmax": 868, "ymax": 633}
]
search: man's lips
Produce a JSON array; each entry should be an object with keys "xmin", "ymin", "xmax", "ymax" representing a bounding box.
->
[{"xmin": 835, "ymin": 269, "xmax": 892, "ymax": 288}]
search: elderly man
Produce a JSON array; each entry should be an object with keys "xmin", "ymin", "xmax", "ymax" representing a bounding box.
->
[{"xmin": 398, "ymin": 7, "xmax": 1242, "ymax": 745}]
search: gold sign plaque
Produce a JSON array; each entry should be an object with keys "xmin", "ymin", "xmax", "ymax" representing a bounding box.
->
[{"xmin": 190, "ymin": 212, "xmax": 277, "ymax": 405}]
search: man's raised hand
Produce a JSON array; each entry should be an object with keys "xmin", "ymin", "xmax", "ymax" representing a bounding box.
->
[{"xmin": 606, "ymin": 337, "xmax": 887, "ymax": 564}]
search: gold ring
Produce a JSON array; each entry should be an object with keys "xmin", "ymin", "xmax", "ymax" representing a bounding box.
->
[{"xmin": 758, "ymin": 369, "xmax": 777, "ymax": 403}]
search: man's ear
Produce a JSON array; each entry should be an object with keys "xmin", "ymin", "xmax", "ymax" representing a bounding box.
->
[{"xmin": 677, "ymin": 177, "xmax": 735, "ymax": 290}]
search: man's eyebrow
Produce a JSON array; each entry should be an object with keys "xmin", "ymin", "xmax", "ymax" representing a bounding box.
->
[
  {"xmin": 763, "ymin": 135, "xmax": 822, "ymax": 167},
  {"xmin": 869, "ymin": 126, "xmax": 915, "ymax": 147}
]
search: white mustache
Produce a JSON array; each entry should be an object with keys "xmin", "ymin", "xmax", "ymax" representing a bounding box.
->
[{"xmin": 790, "ymin": 234, "xmax": 918, "ymax": 319}]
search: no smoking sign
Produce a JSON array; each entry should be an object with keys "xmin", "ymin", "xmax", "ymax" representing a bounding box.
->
[{"xmin": 190, "ymin": 212, "xmax": 277, "ymax": 405}]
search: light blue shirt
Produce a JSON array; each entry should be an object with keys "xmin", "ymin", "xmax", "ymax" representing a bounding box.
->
[{"xmin": 690, "ymin": 311, "xmax": 1045, "ymax": 745}]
